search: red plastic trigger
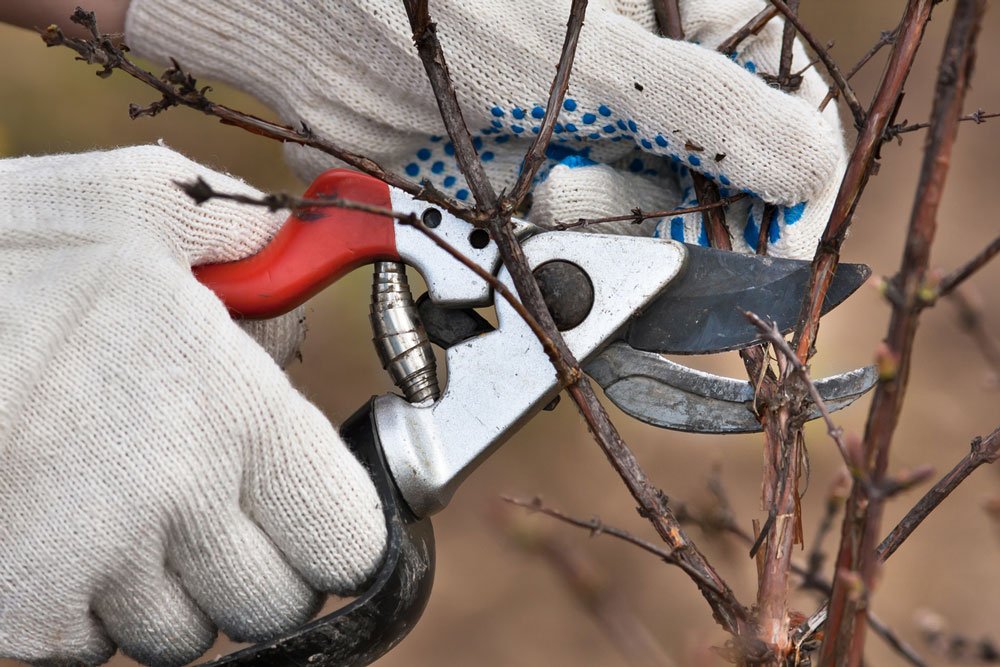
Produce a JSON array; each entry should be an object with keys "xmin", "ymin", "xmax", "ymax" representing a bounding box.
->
[{"xmin": 194, "ymin": 169, "xmax": 399, "ymax": 319}]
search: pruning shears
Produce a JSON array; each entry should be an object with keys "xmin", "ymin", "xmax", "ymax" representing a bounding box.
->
[{"xmin": 193, "ymin": 169, "xmax": 875, "ymax": 666}]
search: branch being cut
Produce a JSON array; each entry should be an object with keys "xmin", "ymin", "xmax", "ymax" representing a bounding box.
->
[{"xmin": 401, "ymin": 0, "xmax": 754, "ymax": 641}]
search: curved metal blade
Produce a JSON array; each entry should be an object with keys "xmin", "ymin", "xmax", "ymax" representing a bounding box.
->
[
  {"xmin": 625, "ymin": 245, "xmax": 871, "ymax": 354},
  {"xmin": 585, "ymin": 343, "xmax": 878, "ymax": 434}
]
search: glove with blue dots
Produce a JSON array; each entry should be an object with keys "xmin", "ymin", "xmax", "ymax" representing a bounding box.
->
[{"xmin": 126, "ymin": 0, "xmax": 846, "ymax": 259}]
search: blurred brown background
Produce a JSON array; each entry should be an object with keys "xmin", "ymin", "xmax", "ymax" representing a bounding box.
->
[{"xmin": 1, "ymin": 2, "xmax": 998, "ymax": 665}]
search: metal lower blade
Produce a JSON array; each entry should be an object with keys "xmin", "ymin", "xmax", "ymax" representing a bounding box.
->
[
  {"xmin": 625, "ymin": 245, "xmax": 871, "ymax": 354},
  {"xmin": 585, "ymin": 343, "xmax": 878, "ymax": 433}
]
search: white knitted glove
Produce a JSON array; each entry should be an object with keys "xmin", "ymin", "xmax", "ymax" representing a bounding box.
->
[
  {"xmin": 125, "ymin": 0, "xmax": 846, "ymax": 259},
  {"xmin": 0, "ymin": 146, "xmax": 386, "ymax": 667}
]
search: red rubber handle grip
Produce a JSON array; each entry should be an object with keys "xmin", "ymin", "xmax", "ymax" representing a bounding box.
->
[{"xmin": 194, "ymin": 170, "xmax": 399, "ymax": 319}]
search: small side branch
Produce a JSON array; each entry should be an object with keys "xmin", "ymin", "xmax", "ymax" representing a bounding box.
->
[
  {"xmin": 766, "ymin": 0, "xmax": 866, "ymax": 128},
  {"xmin": 39, "ymin": 9, "xmax": 466, "ymax": 218}
]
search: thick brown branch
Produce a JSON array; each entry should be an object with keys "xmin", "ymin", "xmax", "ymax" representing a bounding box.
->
[
  {"xmin": 793, "ymin": 0, "xmax": 935, "ymax": 363},
  {"xmin": 819, "ymin": 2, "xmax": 987, "ymax": 665}
]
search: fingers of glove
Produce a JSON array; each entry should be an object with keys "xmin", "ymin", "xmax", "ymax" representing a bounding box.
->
[
  {"xmin": 528, "ymin": 160, "xmax": 681, "ymax": 236},
  {"xmin": 166, "ymin": 510, "xmax": 322, "ymax": 643},
  {"xmin": 92, "ymin": 570, "xmax": 215, "ymax": 667},
  {"xmin": 243, "ymin": 394, "xmax": 388, "ymax": 596},
  {"xmin": 0, "ymin": 613, "xmax": 114, "ymax": 666},
  {"xmin": 563, "ymin": 8, "xmax": 840, "ymax": 205},
  {"xmin": 238, "ymin": 305, "xmax": 308, "ymax": 369},
  {"xmin": 650, "ymin": 159, "xmax": 840, "ymax": 260},
  {"xmin": 0, "ymin": 146, "xmax": 285, "ymax": 266}
]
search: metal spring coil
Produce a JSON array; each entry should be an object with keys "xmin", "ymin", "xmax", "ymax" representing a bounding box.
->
[{"xmin": 370, "ymin": 261, "xmax": 440, "ymax": 404}]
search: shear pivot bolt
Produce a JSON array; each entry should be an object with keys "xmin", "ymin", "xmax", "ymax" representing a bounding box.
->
[{"xmin": 533, "ymin": 260, "xmax": 594, "ymax": 331}]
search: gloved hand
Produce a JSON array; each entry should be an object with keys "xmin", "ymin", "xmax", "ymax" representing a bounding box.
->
[
  {"xmin": 125, "ymin": 0, "xmax": 846, "ymax": 259},
  {"xmin": 0, "ymin": 146, "xmax": 386, "ymax": 667}
]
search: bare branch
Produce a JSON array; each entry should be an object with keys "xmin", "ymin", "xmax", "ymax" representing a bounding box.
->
[
  {"xmin": 937, "ymin": 232, "xmax": 1000, "ymax": 298},
  {"xmin": 792, "ymin": 0, "xmax": 936, "ymax": 363},
  {"xmin": 718, "ymin": 7, "xmax": 780, "ymax": 55},
  {"xmin": 175, "ymin": 180, "xmax": 563, "ymax": 362},
  {"xmin": 820, "ymin": 3, "xmax": 987, "ymax": 663},
  {"xmin": 508, "ymin": 0, "xmax": 589, "ymax": 207},
  {"xmin": 766, "ymin": 0, "xmax": 867, "ymax": 128},
  {"xmin": 401, "ymin": 0, "xmax": 497, "ymax": 208},
  {"xmin": 39, "ymin": 10, "xmax": 468, "ymax": 218},
  {"xmin": 548, "ymin": 194, "xmax": 747, "ymax": 231}
]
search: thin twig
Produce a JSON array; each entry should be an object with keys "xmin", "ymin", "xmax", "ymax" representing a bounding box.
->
[
  {"xmin": 885, "ymin": 108, "xmax": 1000, "ymax": 139},
  {"xmin": 508, "ymin": 0, "xmax": 588, "ymax": 207},
  {"xmin": 820, "ymin": 3, "xmax": 987, "ymax": 664},
  {"xmin": 877, "ymin": 426, "xmax": 1000, "ymax": 561},
  {"xmin": 548, "ymin": 194, "xmax": 747, "ymax": 231},
  {"xmin": 937, "ymin": 232, "xmax": 1000, "ymax": 297},
  {"xmin": 39, "ymin": 10, "xmax": 468, "ymax": 220},
  {"xmin": 820, "ymin": 29, "xmax": 898, "ymax": 111},
  {"xmin": 718, "ymin": 7, "xmax": 780, "ymax": 55},
  {"xmin": 766, "ymin": 0, "xmax": 867, "ymax": 128}
]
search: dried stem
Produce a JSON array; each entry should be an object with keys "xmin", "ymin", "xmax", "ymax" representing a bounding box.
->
[
  {"xmin": 508, "ymin": 0, "xmax": 588, "ymax": 207},
  {"xmin": 548, "ymin": 194, "xmax": 746, "ymax": 231},
  {"xmin": 766, "ymin": 0, "xmax": 866, "ymax": 129},
  {"xmin": 820, "ymin": 29, "xmax": 898, "ymax": 111},
  {"xmin": 937, "ymin": 232, "xmax": 1000, "ymax": 298},
  {"xmin": 819, "ymin": 2, "xmax": 987, "ymax": 664},
  {"xmin": 744, "ymin": 312, "xmax": 856, "ymax": 473},
  {"xmin": 39, "ymin": 10, "xmax": 468, "ymax": 219},
  {"xmin": 718, "ymin": 7, "xmax": 780, "ymax": 55}
]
